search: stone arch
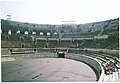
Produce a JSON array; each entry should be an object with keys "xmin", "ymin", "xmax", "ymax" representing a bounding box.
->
[
  {"xmin": 20, "ymin": 36, "xmax": 25, "ymax": 41},
  {"xmin": 5, "ymin": 35, "xmax": 10, "ymax": 41},
  {"xmin": 8, "ymin": 30, "xmax": 12, "ymax": 35},
  {"xmin": 21, "ymin": 43, "xmax": 25, "ymax": 48},
  {"xmin": 30, "ymin": 36, "xmax": 35, "ymax": 41}
]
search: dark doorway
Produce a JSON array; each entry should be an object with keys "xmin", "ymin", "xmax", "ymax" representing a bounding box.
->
[
  {"xmin": 57, "ymin": 52, "xmax": 65, "ymax": 58},
  {"xmin": 21, "ymin": 43, "xmax": 25, "ymax": 48}
]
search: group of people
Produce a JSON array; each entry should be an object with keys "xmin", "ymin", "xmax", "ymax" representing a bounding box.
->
[{"xmin": 102, "ymin": 59, "xmax": 119, "ymax": 74}]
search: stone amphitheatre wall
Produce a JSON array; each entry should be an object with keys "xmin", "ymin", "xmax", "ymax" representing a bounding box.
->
[
  {"xmin": 1, "ymin": 18, "xmax": 119, "ymax": 50},
  {"xmin": 1, "ymin": 18, "xmax": 119, "ymax": 81}
]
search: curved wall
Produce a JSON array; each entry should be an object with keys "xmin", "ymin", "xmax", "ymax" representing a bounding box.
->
[
  {"xmin": 65, "ymin": 54, "xmax": 102, "ymax": 81},
  {"xmin": 6, "ymin": 52, "xmax": 103, "ymax": 81}
]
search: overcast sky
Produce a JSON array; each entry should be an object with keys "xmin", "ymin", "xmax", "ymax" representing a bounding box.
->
[{"xmin": 1, "ymin": 0, "xmax": 120, "ymax": 24}]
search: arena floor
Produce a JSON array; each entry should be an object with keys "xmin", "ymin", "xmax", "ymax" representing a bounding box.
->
[{"xmin": 2, "ymin": 58, "xmax": 97, "ymax": 82}]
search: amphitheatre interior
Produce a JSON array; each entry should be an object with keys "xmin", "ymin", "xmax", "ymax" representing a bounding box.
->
[{"xmin": 1, "ymin": 18, "xmax": 120, "ymax": 82}]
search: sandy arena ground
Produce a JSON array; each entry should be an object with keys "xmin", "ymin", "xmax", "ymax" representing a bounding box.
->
[{"xmin": 2, "ymin": 58, "xmax": 97, "ymax": 82}]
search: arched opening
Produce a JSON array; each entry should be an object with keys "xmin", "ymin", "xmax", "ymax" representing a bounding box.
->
[
  {"xmin": 21, "ymin": 43, "xmax": 25, "ymax": 48},
  {"xmin": 20, "ymin": 36, "xmax": 25, "ymax": 41},
  {"xmin": 5, "ymin": 36, "xmax": 10, "ymax": 41}
]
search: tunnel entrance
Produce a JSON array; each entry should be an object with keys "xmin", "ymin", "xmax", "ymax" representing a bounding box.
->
[{"xmin": 57, "ymin": 52, "xmax": 65, "ymax": 58}]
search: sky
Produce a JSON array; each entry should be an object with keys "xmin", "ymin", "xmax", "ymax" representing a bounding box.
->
[{"xmin": 1, "ymin": 0, "xmax": 120, "ymax": 24}]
